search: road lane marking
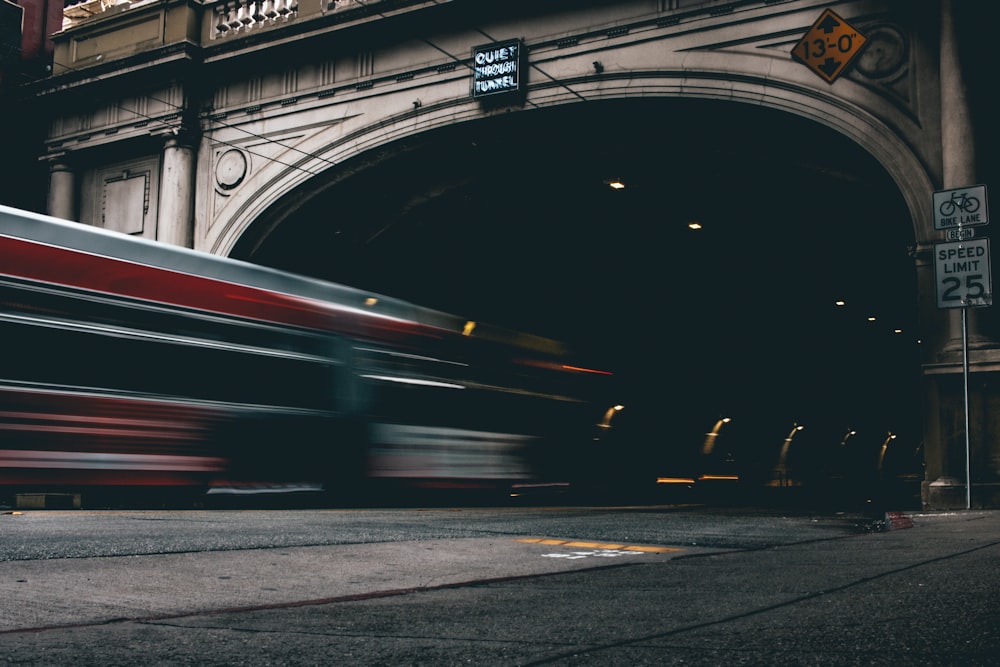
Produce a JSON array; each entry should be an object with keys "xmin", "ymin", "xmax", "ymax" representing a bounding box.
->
[
  {"xmin": 541, "ymin": 550, "xmax": 643, "ymax": 560},
  {"xmin": 516, "ymin": 538, "xmax": 683, "ymax": 559}
]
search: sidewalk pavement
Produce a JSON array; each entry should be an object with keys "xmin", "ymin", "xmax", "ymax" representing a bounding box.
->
[{"xmin": 0, "ymin": 509, "xmax": 997, "ymax": 666}]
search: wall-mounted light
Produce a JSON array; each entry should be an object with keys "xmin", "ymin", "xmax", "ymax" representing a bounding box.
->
[
  {"xmin": 702, "ymin": 416, "xmax": 732, "ymax": 455},
  {"xmin": 597, "ymin": 403, "xmax": 625, "ymax": 429}
]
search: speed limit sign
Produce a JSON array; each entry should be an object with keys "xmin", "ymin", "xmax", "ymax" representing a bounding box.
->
[{"xmin": 935, "ymin": 238, "xmax": 992, "ymax": 309}]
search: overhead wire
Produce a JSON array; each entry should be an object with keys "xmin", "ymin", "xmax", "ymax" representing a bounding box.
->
[
  {"xmin": 17, "ymin": 59, "xmax": 326, "ymax": 177},
  {"xmin": 17, "ymin": 0, "xmax": 595, "ymax": 177},
  {"xmin": 351, "ymin": 0, "xmax": 588, "ymax": 105}
]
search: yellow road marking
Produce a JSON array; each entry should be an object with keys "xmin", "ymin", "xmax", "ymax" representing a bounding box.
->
[{"xmin": 516, "ymin": 538, "xmax": 682, "ymax": 553}]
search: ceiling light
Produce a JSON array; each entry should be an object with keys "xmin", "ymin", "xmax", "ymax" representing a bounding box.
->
[
  {"xmin": 607, "ymin": 179, "xmax": 625, "ymax": 190},
  {"xmin": 835, "ymin": 300, "xmax": 846, "ymax": 306},
  {"xmin": 688, "ymin": 221, "xmax": 703, "ymax": 230}
]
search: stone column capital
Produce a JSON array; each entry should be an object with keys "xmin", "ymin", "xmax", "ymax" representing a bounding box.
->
[
  {"xmin": 151, "ymin": 126, "xmax": 199, "ymax": 150},
  {"xmin": 41, "ymin": 151, "xmax": 75, "ymax": 171}
]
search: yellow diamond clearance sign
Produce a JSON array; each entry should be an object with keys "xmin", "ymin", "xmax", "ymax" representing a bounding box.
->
[{"xmin": 791, "ymin": 9, "xmax": 868, "ymax": 84}]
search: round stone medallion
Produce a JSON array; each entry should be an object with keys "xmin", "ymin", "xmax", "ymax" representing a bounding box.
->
[{"xmin": 215, "ymin": 149, "xmax": 248, "ymax": 190}]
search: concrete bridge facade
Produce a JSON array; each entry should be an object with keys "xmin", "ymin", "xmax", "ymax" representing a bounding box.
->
[{"xmin": 12, "ymin": 0, "xmax": 998, "ymax": 508}]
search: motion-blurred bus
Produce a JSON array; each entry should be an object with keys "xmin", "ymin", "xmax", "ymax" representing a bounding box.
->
[{"xmin": 0, "ymin": 205, "xmax": 615, "ymax": 504}]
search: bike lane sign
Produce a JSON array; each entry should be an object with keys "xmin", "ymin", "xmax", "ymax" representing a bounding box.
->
[{"xmin": 933, "ymin": 184, "xmax": 989, "ymax": 230}]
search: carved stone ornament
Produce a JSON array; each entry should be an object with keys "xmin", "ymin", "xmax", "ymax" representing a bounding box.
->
[
  {"xmin": 854, "ymin": 25, "xmax": 907, "ymax": 80},
  {"xmin": 215, "ymin": 149, "xmax": 248, "ymax": 190}
]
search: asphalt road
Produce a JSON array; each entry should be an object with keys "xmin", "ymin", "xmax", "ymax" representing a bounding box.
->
[{"xmin": 1, "ymin": 504, "xmax": 998, "ymax": 665}]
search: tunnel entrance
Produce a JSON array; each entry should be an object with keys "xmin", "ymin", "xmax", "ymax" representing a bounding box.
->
[{"xmin": 236, "ymin": 98, "xmax": 919, "ymax": 493}]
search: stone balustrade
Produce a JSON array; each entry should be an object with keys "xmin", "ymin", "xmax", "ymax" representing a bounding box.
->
[{"xmin": 213, "ymin": 0, "xmax": 300, "ymax": 37}]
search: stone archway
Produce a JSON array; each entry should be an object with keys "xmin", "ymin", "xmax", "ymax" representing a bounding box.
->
[
  {"xmin": 202, "ymin": 27, "xmax": 964, "ymax": 506},
  {"xmin": 205, "ymin": 61, "xmax": 937, "ymax": 259},
  {"xmin": 232, "ymin": 96, "xmax": 924, "ymax": 500}
]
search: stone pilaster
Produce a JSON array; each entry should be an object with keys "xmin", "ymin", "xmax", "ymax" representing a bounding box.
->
[
  {"xmin": 924, "ymin": 0, "xmax": 997, "ymax": 509},
  {"xmin": 45, "ymin": 155, "xmax": 77, "ymax": 222},
  {"xmin": 156, "ymin": 133, "xmax": 197, "ymax": 248},
  {"xmin": 938, "ymin": 0, "xmax": 988, "ymax": 351}
]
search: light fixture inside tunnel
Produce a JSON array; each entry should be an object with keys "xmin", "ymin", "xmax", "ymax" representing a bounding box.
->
[{"xmin": 606, "ymin": 178, "xmax": 625, "ymax": 190}]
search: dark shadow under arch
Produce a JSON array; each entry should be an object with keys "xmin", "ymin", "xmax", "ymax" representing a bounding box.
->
[{"xmin": 238, "ymin": 97, "xmax": 920, "ymax": 471}]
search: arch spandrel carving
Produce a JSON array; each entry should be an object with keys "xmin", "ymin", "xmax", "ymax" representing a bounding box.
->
[{"xmin": 201, "ymin": 3, "xmax": 940, "ymax": 257}]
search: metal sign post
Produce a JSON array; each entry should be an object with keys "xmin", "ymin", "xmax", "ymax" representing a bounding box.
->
[
  {"xmin": 962, "ymin": 307, "xmax": 971, "ymax": 510},
  {"xmin": 933, "ymin": 184, "xmax": 990, "ymax": 510}
]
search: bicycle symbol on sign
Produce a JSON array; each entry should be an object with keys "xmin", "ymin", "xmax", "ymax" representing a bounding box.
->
[{"xmin": 939, "ymin": 191, "xmax": 981, "ymax": 217}]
